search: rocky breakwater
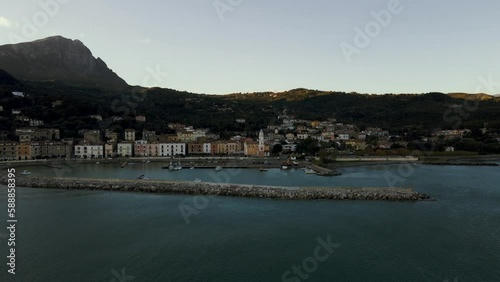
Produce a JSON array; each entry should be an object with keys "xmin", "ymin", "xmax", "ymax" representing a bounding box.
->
[{"xmin": 0, "ymin": 177, "xmax": 431, "ymax": 202}]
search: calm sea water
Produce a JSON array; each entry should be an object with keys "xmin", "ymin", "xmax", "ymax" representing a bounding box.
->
[{"xmin": 0, "ymin": 164, "xmax": 499, "ymax": 281}]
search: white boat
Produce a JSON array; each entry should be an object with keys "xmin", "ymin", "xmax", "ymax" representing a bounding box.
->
[
  {"xmin": 215, "ymin": 166, "xmax": 223, "ymax": 171},
  {"xmin": 20, "ymin": 170, "xmax": 31, "ymax": 175},
  {"xmin": 190, "ymin": 167, "xmax": 195, "ymax": 170},
  {"xmin": 194, "ymin": 178, "xmax": 202, "ymax": 183},
  {"xmin": 281, "ymin": 165, "xmax": 288, "ymax": 170},
  {"xmin": 304, "ymin": 168, "xmax": 316, "ymax": 174}
]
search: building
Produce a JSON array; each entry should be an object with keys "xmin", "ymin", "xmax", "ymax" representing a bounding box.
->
[
  {"xmin": 15, "ymin": 143, "xmax": 31, "ymax": 160},
  {"xmin": 12, "ymin": 92, "xmax": 24, "ymax": 97},
  {"xmin": 135, "ymin": 115, "xmax": 146, "ymax": 122},
  {"xmin": 168, "ymin": 123, "xmax": 185, "ymax": 130},
  {"xmin": 52, "ymin": 100, "xmax": 63, "ymax": 108},
  {"xmin": 320, "ymin": 131, "xmax": 335, "ymax": 142},
  {"xmin": 30, "ymin": 143, "xmax": 40, "ymax": 159},
  {"xmin": 244, "ymin": 141, "xmax": 259, "ymax": 157},
  {"xmin": 75, "ymin": 144, "xmax": 104, "ymax": 159},
  {"xmin": 125, "ymin": 129, "xmax": 136, "ymax": 142},
  {"xmin": 105, "ymin": 130, "xmax": 119, "ymax": 143},
  {"xmin": 337, "ymin": 133, "xmax": 350, "ymax": 141},
  {"xmin": 345, "ymin": 140, "xmax": 367, "ymax": 151},
  {"xmin": 187, "ymin": 142, "xmax": 204, "ymax": 155},
  {"xmin": 39, "ymin": 141, "xmax": 72, "ymax": 158},
  {"xmin": 83, "ymin": 130, "xmax": 102, "ymax": 143},
  {"xmin": 445, "ymin": 146, "xmax": 455, "ymax": 152},
  {"xmin": 15, "ymin": 128, "xmax": 60, "ymax": 141},
  {"xmin": 158, "ymin": 143, "xmax": 186, "ymax": 157},
  {"xmin": 117, "ymin": 143, "xmax": 133, "ymax": 157},
  {"xmin": 134, "ymin": 140, "xmax": 148, "ymax": 157},
  {"xmin": 236, "ymin": 119, "xmax": 246, "ymax": 124},
  {"xmin": 177, "ymin": 131, "xmax": 197, "ymax": 142},
  {"xmin": 148, "ymin": 134, "xmax": 178, "ymax": 143},
  {"xmin": 142, "ymin": 130, "xmax": 156, "ymax": 140},
  {"xmin": 282, "ymin": 143, "xmax": 297, "ymax": 153},
  {"xmin": 29, "ymin": 119, "xmax": 44, "ymax": 127},
  {"xmin": 0, "ymin": 142, "xmax": 17, "ymax": 161},
  {"xmin": 203, "ymin": 143, "xmax": 211, "ymax": 154},
  {"xmin": 145, "ymin": 143, "xmax": 160, "ymax": 157},
  {"xmin": 297, "ymin": 132, "xmax": 309, "ymax": 140},
  {"xmin": 89, "ymin": 115, "xmax": 103, "ymax": 121},
  {"xmin": 104, "ymin": 143, "xmax": 115, "ymax": 158}
]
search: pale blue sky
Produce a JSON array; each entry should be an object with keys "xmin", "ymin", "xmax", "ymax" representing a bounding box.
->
[{"xmin": 1, "ymin": 0, "xmax": 499, "ymax": 94}]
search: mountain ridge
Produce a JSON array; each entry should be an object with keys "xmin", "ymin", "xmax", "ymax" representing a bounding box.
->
[{"xmin": 0, "ymin": 36, "xmax": 128, "ymax": 90}]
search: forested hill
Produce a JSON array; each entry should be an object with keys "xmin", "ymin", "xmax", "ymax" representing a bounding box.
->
[{"xmin": 1, "ymin": 78, "xmax": 499, "ymax": 139}]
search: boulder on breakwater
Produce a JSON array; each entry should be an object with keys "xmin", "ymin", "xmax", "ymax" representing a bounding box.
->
[
  {"xmin": 422, "ymin": 162, "xmax": 499, "ymax": 166},
  {"xmin": 0, "ymin": 177, "xmax": 431, "ymax": 202}
]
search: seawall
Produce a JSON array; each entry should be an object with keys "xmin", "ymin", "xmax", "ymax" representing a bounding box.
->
[{"xmin": 0, "ymin": 177, "xmax": 431, "ymax": 201}]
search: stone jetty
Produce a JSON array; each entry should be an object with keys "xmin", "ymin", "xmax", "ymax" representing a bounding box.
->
[
  {"xmin": 0, "ymin": 177, "xmax": 431, "ymax": 201},
  {"xmin": 422, "ymin": 162, "xmax": 499, "ymax": 166}
]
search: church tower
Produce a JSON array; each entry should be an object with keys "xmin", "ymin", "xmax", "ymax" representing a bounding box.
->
[{"xmin": 258, "ymin": 129, "xmax": 265, "ymax": 157}]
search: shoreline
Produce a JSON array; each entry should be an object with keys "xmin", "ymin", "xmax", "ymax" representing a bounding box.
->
[{"xmin": 0, "ymin": 177, "xmax": 431, "ymax": 202}]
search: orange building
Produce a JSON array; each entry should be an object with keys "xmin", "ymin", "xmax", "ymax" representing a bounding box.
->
[{"xmin": 16, "ymin": 143, "xmax": 31, "ymax": 160}]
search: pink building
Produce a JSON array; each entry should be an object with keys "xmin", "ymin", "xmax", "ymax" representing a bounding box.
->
[{"xmin": 145, "ymin": 143, "xmax": 160, "ymax": 157}]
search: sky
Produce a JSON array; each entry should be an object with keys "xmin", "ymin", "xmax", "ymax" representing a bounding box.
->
[{"xmin": 0, "ymin": 0, "xmax": 499, "ymax": 95}]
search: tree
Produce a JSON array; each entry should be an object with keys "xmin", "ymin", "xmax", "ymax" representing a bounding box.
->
[{"xmin": 272, "ymin": 144, "xmax": 283, "ymax": 155}]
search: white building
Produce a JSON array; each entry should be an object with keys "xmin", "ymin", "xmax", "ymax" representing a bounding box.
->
[
  {"xmin": 117, "ymin": 143, "xmax": 133, "ymax": 157},
  {"xmin": 75, "ymin": 145, "xmax": 104, "ymax": 159},
  {"xmin": 297, "ymin": 133, "xmax": 309, "ymax": 140},
  {"xmin": 337, "ymin": 133, "xmax": 350, "ymax": 140},
  {"xmin": 158, "ymin": 143, "xmax": 186, "ymax": 157},
  {"xmin": 30, "ymin": 119, "xmax": 44, "ymax": 127},
  {"xmin": 203, "ymin": 143, "xmax": 211, "ymax": 154}
]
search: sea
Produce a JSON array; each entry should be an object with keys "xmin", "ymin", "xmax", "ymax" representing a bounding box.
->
[{"xmin": 0, "ymin": 162, "xmax": 499, "ymax": 281}]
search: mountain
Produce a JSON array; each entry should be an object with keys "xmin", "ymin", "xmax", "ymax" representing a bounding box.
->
[
  {"xmin": 0, "ymin": 69, "xmax": 22, "ymax": 88},
  {"xmin": 0, "ymin": 36, "xmax": 128, "ymax": 90}
]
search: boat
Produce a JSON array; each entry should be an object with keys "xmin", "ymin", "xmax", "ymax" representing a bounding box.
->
[
  {"xmin": 139, "ymin": 162, "xmax": 149, "ymax": 180},
  {"xmin": 215, "ymin": 166, "xmax": 223, "ymax": 171},
  {"xmin": 194, "ymin": 178, "xmax": 202, "ymax": 183},
  {"xmin": 293, "ymin": 161, "xmax": 299, "ymax": 166},
  {"xmin": 19, "ymin": 170, "xmax": 31, "ymax": 175},
  {"xmin": 259, "ymin": 168, "xmax": 268, "ymax": 172},
  {"xmin": 304, "ymin": 168, "xmax": 316, "ymax": 174},
  {"xmin": 95, "ymin": 161, "xmax": 100, "ymax": 164},
  {"xmin": 281, "ymin": 160, "xmax": 291, "ymax": 170},
  {"xmin": 190, "ymin": 167, "xmax": 195, "ymax": 170}
]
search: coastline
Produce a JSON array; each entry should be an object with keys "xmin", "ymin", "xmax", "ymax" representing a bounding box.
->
[{"xmin": 0, "ymin": 177, "xmax": 431, "ymax": 202}]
